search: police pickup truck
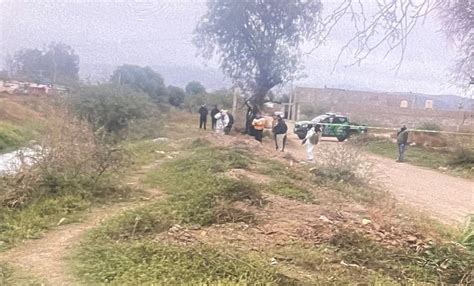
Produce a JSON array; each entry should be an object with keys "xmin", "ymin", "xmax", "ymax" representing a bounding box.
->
[{"xmin": 294, "ymin": 113, "xmax": 367, "ymax": 142}]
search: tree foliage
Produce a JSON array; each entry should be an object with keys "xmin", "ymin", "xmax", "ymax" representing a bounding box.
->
[
  {"xmin": 69, "ymin": 84, "xmax": 153, "ymax": 137},
  {"xmin": 6, "ymin": 42, "xmax": 79, "ymax": 84},
  {"xmin": 167, "ymin": 85, "xmax": 186, "ymax": 107},
  {"xmin": 185, "ymin": 81, "xmax": 206, "ymax": 95},
  {"xmin": 194, "ymin": 0, "xmax": 322, "ymax": 107},
  {"xmin": 110, "ymin": 65, "xmax": 168, "ymax": 102}
]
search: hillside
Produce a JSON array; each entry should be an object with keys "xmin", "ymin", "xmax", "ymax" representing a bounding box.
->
[{"xmin": 0, "ymin": 94, "xmax": 45, "ymax": 152}]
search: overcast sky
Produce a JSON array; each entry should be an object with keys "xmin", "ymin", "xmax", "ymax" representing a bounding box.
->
[{"xmin": 0, "ymin": 0, "xmax": 465, "ymax": 96}]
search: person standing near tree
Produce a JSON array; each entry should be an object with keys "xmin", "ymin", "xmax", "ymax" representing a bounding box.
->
[
  {"xmin": 397, "ymin": 125, "xmax": 409, "ymax": 162},
  {"xmin": 198, "ymin": 104, "xmax": 208, "ymax": 130},
  {"xmin": 210, "ymin": 105, "xmax": 219, "ymax": 130},
  {"xmin": 252, "ymin": 113, "xmax": 266, "ymax": 143},
  {"xmin": 225, "ymin": 112, "xmax": 234, "ymax": 135},
  {"xmin": 272, "ymin": 115, "xmax": 288, "ymax": 151}
]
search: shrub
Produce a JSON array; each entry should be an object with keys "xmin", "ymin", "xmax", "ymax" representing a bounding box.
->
[
  {"xmin": 68, "ymin": 84, "xmax": 154, "ymax": 140},
  {"xmin": 448, "ymin": 147, "xmax": 474, "ymax": 167},
  {"xmin": 311, "ymin": 145, "xmax": 375, "ymax": 186},
  {"xmin": 418, "ymin": 122, "xmax": 442, "ymax": 132},
  {"xmin": 0, "ymin": 110, "xmax": 125, "ymax": 208}
]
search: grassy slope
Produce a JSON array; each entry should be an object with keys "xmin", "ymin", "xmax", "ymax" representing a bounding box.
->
[
  {"xmin": 0, "ymin": 95, "xmax": 44, "ymax": 153},
  {"xmin": 73, "ymin": 134, "xmax": 473, "ymax": 285}
]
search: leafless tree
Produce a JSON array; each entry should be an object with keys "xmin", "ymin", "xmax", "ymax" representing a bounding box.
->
[{"xmin": 315, "ymin": 0, "xmax": 472, "ymax": 87}]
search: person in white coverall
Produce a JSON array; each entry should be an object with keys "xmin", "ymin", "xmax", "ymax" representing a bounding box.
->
[
  {"xmin": 214, "ymin": 110, "xmax": 229, "ymax": 135},
  {"xmin": 302, "ymin": 124, "xmax": 319, "ymax": 162}
]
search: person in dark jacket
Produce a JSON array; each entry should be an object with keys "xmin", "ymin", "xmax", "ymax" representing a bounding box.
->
[
  {"xmin": 225, "ymin": 112, "xmax": 234, "ymax": 135},
  {"xmin": 210, "ymin": 105, "xmax": 219, "ymax": 130},
  {"xmin": 272, "ymin": 115, "xmax": 288, "ymax": 151},
  {"xmin": 397, "ymin": 125, "xmax": 409, "ymax": 162},
  {"xmin": 198, "ymin": 104, "xmax": 208, "ymax": 130}
]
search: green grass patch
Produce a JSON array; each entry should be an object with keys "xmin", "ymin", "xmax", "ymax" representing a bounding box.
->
[
  {"xmin": 329, "ymin": 231, "xmax": 473, "ymax": 284},
  {"xmin": 0, "ymin": 122, "xmax": 35, "ymax": 153},
  {"xmin": 73, "ymin": 143, "xmax": 299, "ymax": 285},
  {"xmin": 0, "ymin": 193, "xmax": 90, "ymax": 249},
  {"xmin": 0, "ymin": 263, "xmax": 44, "ymax": 285},
  {"xmin": 273, "ymin": 244, "xmax": 395, "ymax": 285},
  {"xmin": 74, "ymin": 239, "xmax": 285, "ymax": 285},
  {"xmin": 265, "ymin": 180, "xmax": 314, "ymax": 203}
]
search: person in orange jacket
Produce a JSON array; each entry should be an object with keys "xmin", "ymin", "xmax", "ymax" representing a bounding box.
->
[{"xmin": 252, "ymin": 113, "xmax": 266, "ymax": 142}]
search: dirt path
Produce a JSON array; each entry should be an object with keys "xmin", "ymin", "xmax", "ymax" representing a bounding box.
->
[
  {"xmin": 0, "ymin": 173, "xmax": 161, "ymax": 285},
  {"xmin": 280, "ymin": 134, "xmax": 473, "ymax": 225}
]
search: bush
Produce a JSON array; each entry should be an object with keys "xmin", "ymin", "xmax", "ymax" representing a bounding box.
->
[
  {"xmin": 0, "ymin": 108, "xmax": 128, "ymax": 245},
  {"xmin": 68, "ymin": 84, "xmax": 154, "ymax": 140},
  {"xmin": 418, "ymin": 122, "xmax": 442, "ymax": 132},
  {"xmin": 449, "ymin": 147, "xmax": 474, "ymax": 167},
  {"xmin": 311, "ymin": 145, "xmax": 374, "ymax": 186},
  {"xmin": 0, "ymin": 109, "xmax": 125, "ymax": 207}
]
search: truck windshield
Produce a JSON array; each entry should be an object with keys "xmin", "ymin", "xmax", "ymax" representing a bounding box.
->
[{"xmin": 311, "ymin": 115, "xmax": 328, "ymax": 122}]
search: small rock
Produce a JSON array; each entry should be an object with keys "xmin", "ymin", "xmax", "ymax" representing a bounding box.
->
[
  {"xmin": 319, "ymin": 215, "xmax": 332, "ymax": 224},
  {"xmin": 155, "ymin": 151, "xmax": 166, "ymax": 154},
  {"xmin": 362, "ymin": 219, "xmax": 371, "ymax": 225},
  {"xmin": 152, "ymin": 137, "xmax": 169, "ymax": 142},
  {"xmin": 406, "ymin": 235, "xmax": 417, "ymax": 243},
  {"xmin": 270, "ymin": 257, "xmax": 278, "ymax": 266},
  {"xmin": 438, "ymin": 166, "xmax": 448, "ymax": 171}
]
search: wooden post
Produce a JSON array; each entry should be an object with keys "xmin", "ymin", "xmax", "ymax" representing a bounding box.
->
[{"xmin": 232, "ymin": 87, "xmax": 238, "ymax": 120}]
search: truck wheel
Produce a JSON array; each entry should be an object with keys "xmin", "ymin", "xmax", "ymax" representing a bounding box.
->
[{"xmin": 337, "ymin": 135, "xmax": 347, "ymax": 142}]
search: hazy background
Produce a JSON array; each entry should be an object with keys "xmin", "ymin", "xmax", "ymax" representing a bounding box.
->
[{"xmin": 0, "ymin": 0, "xmax": 464, "ymax": 96}]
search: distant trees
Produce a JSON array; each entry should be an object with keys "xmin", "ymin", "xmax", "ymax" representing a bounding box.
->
[
  {"xmin": 185, "ymin": 81, "xmax": 206, "ymax": 95},
  {"xmin": 6, "ymin": 42, "xmax": 79, "ymax": 84},
  {"xmin": 110, "ymin": 65, "xmax": 168, "ymax": 102},
  {"xmin": 167, "ymin": 85, "xmax": 186, "ymax": 107},
  {"xmin": 194, "ymin": 0, "xmax": 322, "ymax": 108}
]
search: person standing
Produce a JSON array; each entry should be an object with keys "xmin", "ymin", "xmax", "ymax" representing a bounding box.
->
[
  {"xmin": 198, "ymin": 104, "xmax": 208, "ymax": 130},
  {"xmin": 214, "ymin": 109, "xmax": 229, "ymax": 135},
  {"xmin": 272, "ymin": 115, "xmax": 288, "ymax": 151},
  {"xmin": 225, "ymin": 112, "xmax": 234, "ymax": 135},
  {"xmin": 397, "ymin": 125, "xmax": 409, "ymax": 162},
  {"xmin": 302, "ymin": 124, "xmax": 320, "ymax": 162},
  {"xmin": 252, "ymin": 113, "xmax": 266, "ymax": 142},
  {"xmin": 210, "ymin": 105, "xmax": 219, "ymax": 130}
]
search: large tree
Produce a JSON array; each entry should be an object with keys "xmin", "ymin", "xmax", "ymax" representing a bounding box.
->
[
  {"xmin": 7, "ymin": 42, "xmax": 79, "ymax": 84},
  {"xmin": 194, "ymin": 0, "xmax": 322, "ymax": 108},
  {"xmin": 185, "ymin": 81, "xmax": 206, "ymax": 95},
  {"xmin": 110, "ymin": 65, "xmax": 168, "ymax": 102}
]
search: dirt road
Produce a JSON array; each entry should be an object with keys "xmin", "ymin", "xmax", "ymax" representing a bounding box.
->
[{"xmin": 282, "ymin": 134, "xmax": 473, "ymax": 225}]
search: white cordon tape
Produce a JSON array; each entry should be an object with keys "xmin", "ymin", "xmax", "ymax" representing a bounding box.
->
[{"xmin": 313, "ymin": 123, "xmax": 474, "ymax": 136}]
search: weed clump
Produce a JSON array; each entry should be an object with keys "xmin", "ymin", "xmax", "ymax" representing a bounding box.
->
[
  {"xmin": 75, "ymin": 240, "xmax": 281, "ymax": 285},
  {"xmin": 449, "ymin": 147, "xmax": 474, "ymax": 168},
  {"xmin": 311, "ymin": 145, "xmax": 375, "ymax": 187},
  {"xmin": 266, "ymin": 180, "xmax": 313, "ymax": 203},
  {"xmin": 0, "ymin": 110, "xmax": 128, "ymax": 246},
  {"xmin": 330, "ymin": 231, "xmax": 473, "ymax": 284}
]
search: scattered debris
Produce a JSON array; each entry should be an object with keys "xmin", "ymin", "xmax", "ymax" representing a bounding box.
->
[
  {"xmin": 57, "ymin": 218, "xmax": 66, "ymax": 226},
  {"xmin": 270, "ymin": 257, "xmax": 278, "ymax": 265},
  {"xmin": 319, "ymin": 215, "xmax": 332, "ymax": 224},
  {"xmin": 362, "ymin": 219, "xmax": 372, "ymax": 225}
]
